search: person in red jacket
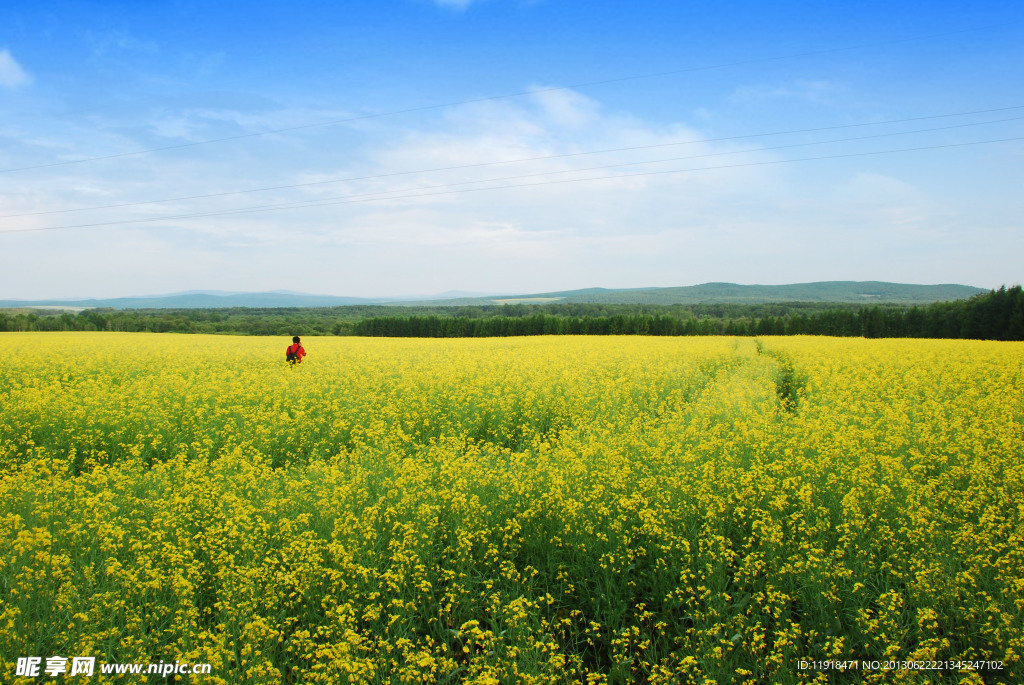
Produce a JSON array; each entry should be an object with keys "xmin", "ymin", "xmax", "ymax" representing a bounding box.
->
[{"xmin": 286, "ymin": 336, "xmax": 306, "ymax": 365}]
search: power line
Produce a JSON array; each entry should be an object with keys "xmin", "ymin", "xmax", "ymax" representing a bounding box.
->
[
  {"xmin": 4, "ymin": 136, "xmax": 1019, "ymax": 235},
  {"xmin": 4, "ymin": 104, "xmax": 1022, "ymax": 220},
  {"xmin": 68, "ymin": 114, "xmax": 1016, "ymax": 220},
  {"xmin": 1, "ymin": 20, "xmax": 1017, "ymax": 175},
  {"xmin": 146, "ymin": 119, "xmax": 1024, "ymax": 212}
]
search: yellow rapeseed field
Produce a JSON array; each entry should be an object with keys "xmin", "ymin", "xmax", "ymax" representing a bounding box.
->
[{"xmin": 1, "ymin": 333, "xmax": 1022, "ymax": 684}]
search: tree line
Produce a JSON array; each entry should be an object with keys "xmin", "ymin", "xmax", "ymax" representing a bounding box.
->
[
  {"xmin": 2, "ymin": 286, "xmax": 1021, "ymax": 340},
  {"xmin": 356, "ymin": 286, "xmax": 1023, "ymax": 340}
]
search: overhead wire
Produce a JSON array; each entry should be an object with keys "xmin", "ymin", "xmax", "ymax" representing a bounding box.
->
[
  {"xmin": 3, "ymin": 104, "xmax": 1022, "ymax": 220},
  {"xmin": 64, "ymin": 114, "xmax": 1018, "ymax": 219},
  {"xmin": 0, "ymin": 20, "xmax": 1017, "ymax": 175},
  {"xmin": 3, "ymin": 135, "xmax": 1020, "ymax": 235}
]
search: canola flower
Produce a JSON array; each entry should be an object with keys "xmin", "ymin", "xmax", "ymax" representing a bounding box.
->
[{"xmin": 0, "ymin": 332, "xmax": 1022, "ymax": 684}]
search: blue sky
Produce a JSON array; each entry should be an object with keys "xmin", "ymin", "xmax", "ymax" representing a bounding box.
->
[{"xmin": 1, "ymin": 0, "xmax": 1022, "ymax": 299}]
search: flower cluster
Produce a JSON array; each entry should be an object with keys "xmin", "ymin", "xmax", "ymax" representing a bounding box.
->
[{"xmin": 1, "ymin": 333, "xmax": 1021, "ymax": 683}]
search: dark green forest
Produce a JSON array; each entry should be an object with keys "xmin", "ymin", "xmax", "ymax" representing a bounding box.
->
[{"xmin": 2, "ymin": 285, "xmax": 1021, "ymax": 341}]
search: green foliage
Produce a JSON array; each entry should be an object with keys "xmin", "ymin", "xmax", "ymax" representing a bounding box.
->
[{"xmin": 1, "ymin": 286, "xmax": 1020, "ymax": 340}]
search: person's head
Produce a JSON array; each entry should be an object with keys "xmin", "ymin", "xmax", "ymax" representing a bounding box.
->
[{"xmin": 292, "ymin": 336, "xmax": 300, "ymax": 344}]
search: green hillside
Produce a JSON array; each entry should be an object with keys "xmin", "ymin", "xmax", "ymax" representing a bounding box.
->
[
  {"xmin": 1, "ymin": 282, "xmax": 986, "ymax": 310},
  {"xmin": 403, "ymin": 282, "xmax": 985, "ymax": 306}
]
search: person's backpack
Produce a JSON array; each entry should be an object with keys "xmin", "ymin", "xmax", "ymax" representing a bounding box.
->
[{"xmin": 286, "ymin": 343, "xmax": 300, "ymax": 363}]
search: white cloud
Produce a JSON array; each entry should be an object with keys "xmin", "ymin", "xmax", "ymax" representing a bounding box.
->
[
  {"xmin": 528, "ymin": 87, "xmax": 601, "ymax": 129},
  {"xmin": 731, "ymin": 79, "xmax": 846, "ymax": 105},
  {"xmin": 245, "ymin": 90, "xmax": 792, "ymax": 290},
  {"xmin": 833, "ymin": 172, "xmax": 922, "ymax": 207},
  {"xmin": 85, "ymin": 30, "xmax": 158, "ymax": 57},
  {"xmin": 432, "ymin": 0, "xmax": 479, "ymax": 9},
  {"xmin": 0, "ymin": 49, "xmax": 31, "ymax": 87},
  {"xmin": 3, "ymin": 83, "xmax": 1019, "ymax": 299},
  {"xmin": 1, "ymin": 88, "xmax": 787, "ymax": 296}
]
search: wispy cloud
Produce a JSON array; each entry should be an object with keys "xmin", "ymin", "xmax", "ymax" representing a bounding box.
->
[
  {"xmin": 432, "ymin": 0, "xmax": 481, "ymax": 10},
  {"xmin": 85, "ymin": 29, "xmax": 158, "ymax": 58},
  {"xmin": 3, "ymin": 83, "xmax": 1016, "ymax": 298},
  {"xmin": 731, "ymin": 79, "xmax": 846, "ymax": 105},
  {"xmin": 0, "ymin": 49, "xmax": 31, "ymax": 87}
]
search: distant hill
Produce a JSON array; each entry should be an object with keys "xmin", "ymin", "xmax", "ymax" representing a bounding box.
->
[
  {"xmin": 0, "ymin": 282, "xmax": 987, "ymax": 310},
  {"xmin": 398, "ymin": 282, "xmax": 987, "ymax": 306},
  {"xmin": 0, "ymin": 292, "xmax": 383, "ymax": 310}
]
